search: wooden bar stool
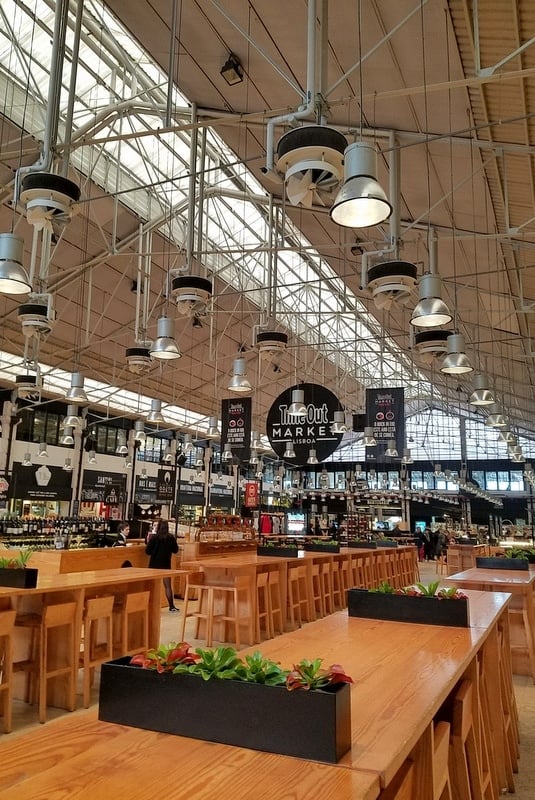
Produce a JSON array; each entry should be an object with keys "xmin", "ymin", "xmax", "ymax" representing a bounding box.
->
[
  {"xmin": 179, "ymin": 571, "xmax": 215, "ymax": 645},
  {"xmin": 319, "ymin": 561, "xmax": 334, "ymax": 615},
  {"xmin": 448, "ymin": 679, "xmax": 494, "ymax": 800},
  {"xmin": 433, "ymin": 721, "xmax": 453, "ymax": 800},
  {"xmin": 255, "ymin": 571, "xmax": 272, "ymax": 641},
  {"xmin": 113, "ymin": 591, "xmax": 150, "ymax": 658},
  {"xmin": 331, "ymin": 560, "xmax": 344, "ymax": 610},
  {"xmin": 267, "ymin": 569, "xmax": 284, "ymax": 635},
  {"xmin": 80, "ymin": 595, "xmax": 114, "ymax": 708},
  {"xmin": 287, "ymin": 565, "xmax": 308, "ymax": 629},
  {"xmin": 14, "ymin": 601, "xmax": 78, "ymax": 724},
  {"xmin": 213, "ymin": 575, "xmax": 254, "ymax": 649},
  {"xmin": 310, "ymin": 562, "xmax": 325, "ymax": 619},
  {"xmin": 379, "ymin": 759, "xmax": 415, "ymax": 799},
  {"xmin": 0, "ymin": 608, "xmax": 16, "ymax": 733}
]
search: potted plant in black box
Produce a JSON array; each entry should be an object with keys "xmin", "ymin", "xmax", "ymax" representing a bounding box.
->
[
  {"xmin": 304, "ymin": 538, "xmax": 340, "ymax": 554},
  {"xmin": 348, "ymin": 580, "xmax": 469, "ymax": 627},
  {"xmin": 99, "ymin": 643, "xmax": 353, "ymax": 763},
  {"xmin": 257, "ymin": 541, "xmax": 299, "ymax": 558},
  {"xmin": 0, "ymin": 549, "xmax": 38, "ymax": 588}
]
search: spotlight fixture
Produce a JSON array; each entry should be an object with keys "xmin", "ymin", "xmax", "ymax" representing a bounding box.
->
[
  {"xmin": 0, "ymin": 233, "xmax": 31, "ymax": 294},
  {"xmin": 330, "ymin": 142, "xmax": 392, "ymax": 228},
  {"xmin": 150, "ymin": 316, "xmax": 181, "ymax": 360},
  {"xmin": 469, "ymin": 374, "xmax": 495, "ymax": 406},
  {"xmin": 192, "ymin": 315, "xmax": 203, "ymax": 329},
  {"xmin": 283, "ymin": 441, "xmax": 296, "ymax": 459},
  {"xmin": 363, "ymin": 426, "xmax": 376, "ymax": 446},
  {"xmin": 22, "ymin": 451, "xmax": 32, "ymax": 467},
  {"xmin": 221, "ymin": 443, "xmax": 233, "ymax": 462},
  {"xmin": 410, "ymin": 274, "xmax": 452, "ymax": 328},
  {"xmin": 116, "ymin": 431, "xmax": 129, "ymax": 455},
  {"xmin": 485, "ymin": 403, "xmax": 508, "ymax": 428},
  {"xmin": 307, "ymin": 448, "xmax": 319, "ymax": 465},
  {"xmin": 37, "ymin": 442, "xmax": 48, "ymax": 458},
  {"xmin": 220, "ymin": 53, "xmax": 244, "ymax": 86},
  {"xmin": 207, "ymin": 416, "xmax": 220, "ymax": 437},
  {"xmin": 162, "ymin": 439, "xmax": 176, "ymax": 463},
  {"xmin": 62, "ymin": 404, "xmax": 82, "ymax": 429},
  {"xmin": 227, "ymin": 357, "xmax": 252, "ymax": 394},
  {"xmin": 183, "ymin": 433, "xmax": 194, "ymax": 453},
  {"xmin": 88, "ymin": 450, "xmax": 97, "ymax": 464},
  {"xmin": 65, "ymin": 372, "xmax": 88, "ymax": 404},
  {"xmin": 63, "ymin": 457, "xmax": 73, "ymax": 472},
  {"xmin": 123, "ymin": 455, "xmax": 133, "ymax": 469},
  {"xmin": 441, "ymin": 334, "xmax": 473, "ymax": 375},
  {"xmin": 384, "ymin": 439, "xmax": 399, "ymax": 457},
  {"xmin": 287, "ymin": 389, "xmax": 307, "ymax": 418},
  {"xmin": 147, "ymin": 398, "xmax": 165, "ymax": 424}
]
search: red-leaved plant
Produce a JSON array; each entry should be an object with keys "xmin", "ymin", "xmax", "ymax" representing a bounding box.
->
[{"xmin": 130, "ymin": 642, "xmax": 200, "ymax": 673}]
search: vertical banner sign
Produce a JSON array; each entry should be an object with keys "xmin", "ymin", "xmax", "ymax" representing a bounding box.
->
[
  {"xmin": 365, "ymin": 387, "xmax": 405, "ymax": 461},
  {"xmin": 221, "ymin": 397, "xmax": 252, "ymax": 462},
  {"xmin": 157, "ymin": 467, "xmax": 176, "ymax": 501},
  {"xmin": 244, "ymin": 481, "xmax": 259, "ymax": 508}
]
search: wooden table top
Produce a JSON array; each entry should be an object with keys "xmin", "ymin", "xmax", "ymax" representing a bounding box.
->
[
  {"xmin": 240, "ymin": 589, "xmax": 510, "ymax": 787},
  {"xmin": 0, "ymin": 567, "xmax": 187, "ymax": 597},
  {"xmin": 447, "ymin": 567, "xmax": 535, "ymax": 589},
  {"xmin": 0, "ymin": 711, "xmax": 381, "ymax": 800}
]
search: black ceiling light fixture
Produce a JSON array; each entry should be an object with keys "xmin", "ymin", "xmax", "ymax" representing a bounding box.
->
[{"xmin": 220, "ymin": 53, "xmax": 243, "ymax": 86}]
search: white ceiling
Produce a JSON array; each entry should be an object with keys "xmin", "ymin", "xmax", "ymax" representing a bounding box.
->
[{"xmin": 1, "ymin": 0, "xmax": 535, "ymax": 449}]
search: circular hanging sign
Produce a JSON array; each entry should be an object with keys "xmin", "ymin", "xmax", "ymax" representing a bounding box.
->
[{"xmin": 266, "ymin": 383, "xmax": 344, "ymax": 465}]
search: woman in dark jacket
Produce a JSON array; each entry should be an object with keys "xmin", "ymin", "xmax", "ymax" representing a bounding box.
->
[{"xmin": 145, "ymin": 519, "xmax": 179, "ymax": 612}]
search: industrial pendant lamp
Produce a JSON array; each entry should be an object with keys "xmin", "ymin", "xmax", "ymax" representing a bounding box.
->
[
  {"xmin": 147, "ymin": 399, "xmax": 165, "ymax": 424},
  {"xmin": 116, "ymin": 431, "xmax": 129, "ymax": 455},
  {"xmin": 410, "ymin": 274, "xmax": 452, "ymax": 328},
  {"xmin": 37, "ymin": 442, "xmax": 48, "ymax": 458},
  {"xmin": 22, "ymin": 451, "xmax": 32, "ymax": 467},
  {"xmin": 497, "ymin": 429, "xmax": 515, "ymax": 444},
  {"xmin": 221, "ymin": 443, "xmax": 233, "ymax": 462},
  {"xmin": 330, "ymin": 142, "xmax": 392, "ymax": 228},
  {"xmin": 307, "ymin": 448, "xmax": 319, "ymax": 465},
  {"xmin": 363, "ymin": 426, "xmax": 376, "ymax": 446},
  {"xmin": 330, "ymin": 410, "xmax": 347, "ymax": 433},
  {"xmin": 150, "ymin": 317, "xmax": 181, "ymax": 360},
  {"xmin": 133, "ymin": 420, "xmax": 146, "ymax": 442},
  {"xmin": 283, "ymin": 441, "xmax": 296, "ymax": 459},
  {"xmin": 469, "ymin": 374, "xmax": 495, "ymax": 406},
  {"xmin": 485, "ymin": 402, "xmax": 508, "ymax": 428},
  {"xmin": 63, "ymin": 457, "xmax": 73, "ymax": 472},
  {"xmin": 385, "ymin": 439, "xmax": 399, "ymax": 457},
  {"xmin": 65, "ymin": 372, "xmax": 88, "ymax": 404},
  {"xmin": 227, "ymin": 357, "xmax": 252, "ymax": 393},
  {"xmin": 249, "ymin": 448, "xmax": 259, "ymax": 465},
  {"xmin": 62, "ymin": 404, "xmax": 82, "ymax": 429},
  {"xmin": 0, "ymin": 233, "xmax": 31, "ymax": 294},
  {"xmin": 162, "ymin": 439, "xmax": 176, "ymax": 463},
  {"xmin": 59, "ymin": 427, "xmax": 74, "ymax": 446},
  {"xmin": 207, "ymin": 416, "xmax": 220, "ymax": 437},
  {"xmin": 441, "ymin": 334, "xmax": 473, "ymax": 374},
  {"xmin": 183, "ymin": 433, "xmax": 194, "ymax": 453},
  {"xmin": 88, "ymin": 450, "xmax": 97, "ymax": 464},
  {"xmin": 401, "ymin": 448, "xmax": 413, "ymax": 464},
  {"xmin": 287, "ymin": 389, "xmax": 307, "ymax": 418}
]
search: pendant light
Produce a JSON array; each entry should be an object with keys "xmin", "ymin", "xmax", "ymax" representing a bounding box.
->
[
  {"xmin": 123, "ymin": 454, "xmax": 133, "ymax": 469},
  {"xmin": 330, "ymin": 410, "xmax": 347, "ymax": 433},
  {"xmin": 330, "ymin": 142, "xmax": 392, "ymax": 228},
  {"xmin": 63, "ymin": 457, "xmax": 73, "ymax": 471},
  {"xmin": 441, "ymin": 334, "xmax": 473, "ymax": 374},
  {"xmin": 140, "ymin": 467, "xmax": 147, "ymax": 479},
  {"xmin": 59, "ymin": 427, "xmax": 74, "ymax": 446},
  {"xmin": 62, "ymin": 404, "xmax": 82, "ymax": 429},
  {"xmin": 207, "ymin": 416, "xmax": 220, "ymax": 437},
  {"xmin": 307, "ymin": 448, "xmax": 318, "ymax": 465},
  {"xmin": 469, "ymin": 374, "xmax": 495, "ymax": 406},
  {"xmin": 401, "ymin": 448, "xmax": 413, "ymax": 464},
  {"xmin": 221, "ymin": 443, "xmax": 233, "ymax": 462},
  {"xmin": 65, "ymin": 372, "xmax": 88, "ymax": 404},
  {"xmin": 287, "ymin": 389, "xmax": 307, "ymax": 418},
  {"xmin": 88, "ymin": 450, "xmax": 97, "ymax": 464},
  {"xmin": 497, "ymin": 429, "xmax": 515, "ymax": 443},
  {"xmin": 410, "ymin": 274, "xmax": 452, "ymax": 328},
  {"xmin": 227, "ymin": 357, "xmax": 252, "ymax": 393},
  {"xmin": 0, "ymin": 233, "xmax": 31, "ymax": 294},
  {"xmin": 133, "ymin": 420, "xmax": 146, "ymax": 442},
  {"xmin": 183, "ymin": 433, "xmax": 194, "ymax": 453},
  {"xmin": 363, "ymin": 427, "xmax": 376, "ymax": 446},
  {"xmin": 385, "ymin": 440, "xmax": 398, "ymax": 457},
  {"xmin": 147, "ymin": 399, "xmax": 165, "ymax": 424},
  {"xmin": 249, "ymin": 448, "xmax": 259, "ymax": 465},
  {"xmin": 251, "ymin": 431, "xmax": 261, "ymax": 448},
  {"xmin": 150, "ymin": 316, "xmax": 181, "ymax": 360},
  {"xmin": 255, "ymin": 460, "xmax": 264, "ymax": 479},
  {"xmin": 283, "ymin": 441, "xmax": 296, "ymax": 459},
  {"xmin": 22, "ymin": 451, "xmax": 32, "ymax": 467},
  {"xmin": 116, "ymin": 430, "xmax": 128, "ymax": 455},
  {"xmin": 485, "ymin": 403, "xmax": 508, "ymax": 428},
  {"xmin": 163, "ymin": 438, "xmax": 177, "ymax": 463},
  {"xmin": 37, "ymin": 442, "xmax": 48, "ymax": 458}
]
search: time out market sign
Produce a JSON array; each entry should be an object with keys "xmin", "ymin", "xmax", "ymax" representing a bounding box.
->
[{"xmin": 266, "ymin": 383, "xmax": 343, "ymax": 465}]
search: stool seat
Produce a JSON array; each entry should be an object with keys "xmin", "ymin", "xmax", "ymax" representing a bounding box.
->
[
  {"xmin": 0, "ymin": 608, "xmax": 16, "ymax": 733},
  {"xmin": 113, "ymin": 591, "xmax": 150, "ymax": 658},
  {"xmin": 80, "ymin": 595, "xmax": 114, "ymax": 708}
]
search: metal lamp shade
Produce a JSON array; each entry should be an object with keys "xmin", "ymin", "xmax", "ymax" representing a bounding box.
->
[
  {"xmin": 227, "ymin": 357, "xmax": 252, "ymax": 393},
  {"xmin": 65, "ymin": 372, "xmax": 88, "ymax": 404},
  {"xmin": 287, "ymin": 389, "xmax": 307, "ymax": 417},
  {"xmin": 330, "ymin": 143, "xmax": 392, "ymax": 228},
  {"xmin": 150, "ymin": 317, "xmax": 181, "ymax": 360},
  {"xmin": 441, "ymin": 334, "xmax": 473, "ymax": 374},
  {"xmin": 0, "ymin": 233, "xmax": 31, "ymax": 294},
  {"xmin": 469, "ymin": 374, "xmax": 495, "ymax": 406}
]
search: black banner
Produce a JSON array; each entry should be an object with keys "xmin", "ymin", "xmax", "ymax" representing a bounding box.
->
[
  {"xmin": 221, "ymin": 397, "xmax": 252, "ymax": 462},
  {"xmin": 266, "ymin": 383, "xmax": 343, "ymax": 466},
  {"xmin": 81, "ymin": 470, "xmax": 126, "ymax": 503},
  {"xmin": 157, "ymin": 467, "xmax": 176, "ymax": 501},
  {"xmin": 9, "ymin": 463, "xmax": 73, "ymax": 501},
  {"xmin": 365, "ymin": 387, "xmax": 405, "ymax": 462}
]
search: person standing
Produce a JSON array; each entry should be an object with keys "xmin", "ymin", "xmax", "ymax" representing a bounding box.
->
[
  {"xmin": 145, "ymin": 519, "xmax": 179, "ymax": 612},
  {"xmin": 112, "ymin": 521, "xmax": 129, "ymax": 546}
]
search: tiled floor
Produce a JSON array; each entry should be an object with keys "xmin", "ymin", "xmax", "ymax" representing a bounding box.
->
[{"xmin": 6, "ymin": 562, "xmax": 535, "ymax": 799}]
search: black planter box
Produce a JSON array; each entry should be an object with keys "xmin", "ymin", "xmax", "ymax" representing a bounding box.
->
[
  {"xmin": 347, "ymin": 540, "xmax": 376, "ymax": 549},
  {"xmin": 376, "ymin": 539, "xmax": 398, "ymax": 548},
  {"xmin": 304, "ymin": 543, "xmax": 340, "ymax": 554},
  {"xmin": 0, "ymin": 567, "xmax": 38, "ymax": 588},
  {"xmin": 99, "ymin": 658, "xmax": 351, "ymax": 763},
  {"xmin": 347, "ymin": 588, "xmax": 470, "ymax": 627},
  {"xmin": 476, "ymin": 557, "xmax": 529, "ymax": 571},
  {"xmin": 257, "ymin": 545, "xmax": 299, "ymax": 558}
]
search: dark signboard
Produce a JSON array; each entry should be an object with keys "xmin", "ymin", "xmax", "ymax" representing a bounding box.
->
[
  {"xmin": 157, "ymin": 467, "xmax": 176, "ymax": 501},
  {"xmin": 365, "ymin": 387, "xmax": 405, "ymax": 461},
  {"xmin": 9, "ymin": 462, "xmax": 73, "ymax": 501},
  {"xmin": 81, "ymin": 470, "xmax": 126, "ymax": 503},
  {"xmin": 177, "ymin": 479, "xmax": 205, "ymax": 504},
  {"xmin": 135, "ymin": 474, "xmax": 158, "ymax": 504},
  {"xmin": 220, "ymin": 397, "xmax": 252, "ymax": 462},
  {"xmin": 266, "ymin": 383, "xmax": 343, "ymax": 465},
  {"xmin": 210, "ymin": 483, "xmax": 234, "ymax": 508}
]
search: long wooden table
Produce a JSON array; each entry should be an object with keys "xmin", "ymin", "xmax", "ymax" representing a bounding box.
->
[
  {"xmin": 0, "ymin": 567, "xmax": 188, "ymax": 713},
  {"xmin": 0, "ymin": 588, "xmax": 513, "ymax": 800},
  {"xmin": 445, "ymin": 565, "xmax": 535, "ymax": 680}
]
